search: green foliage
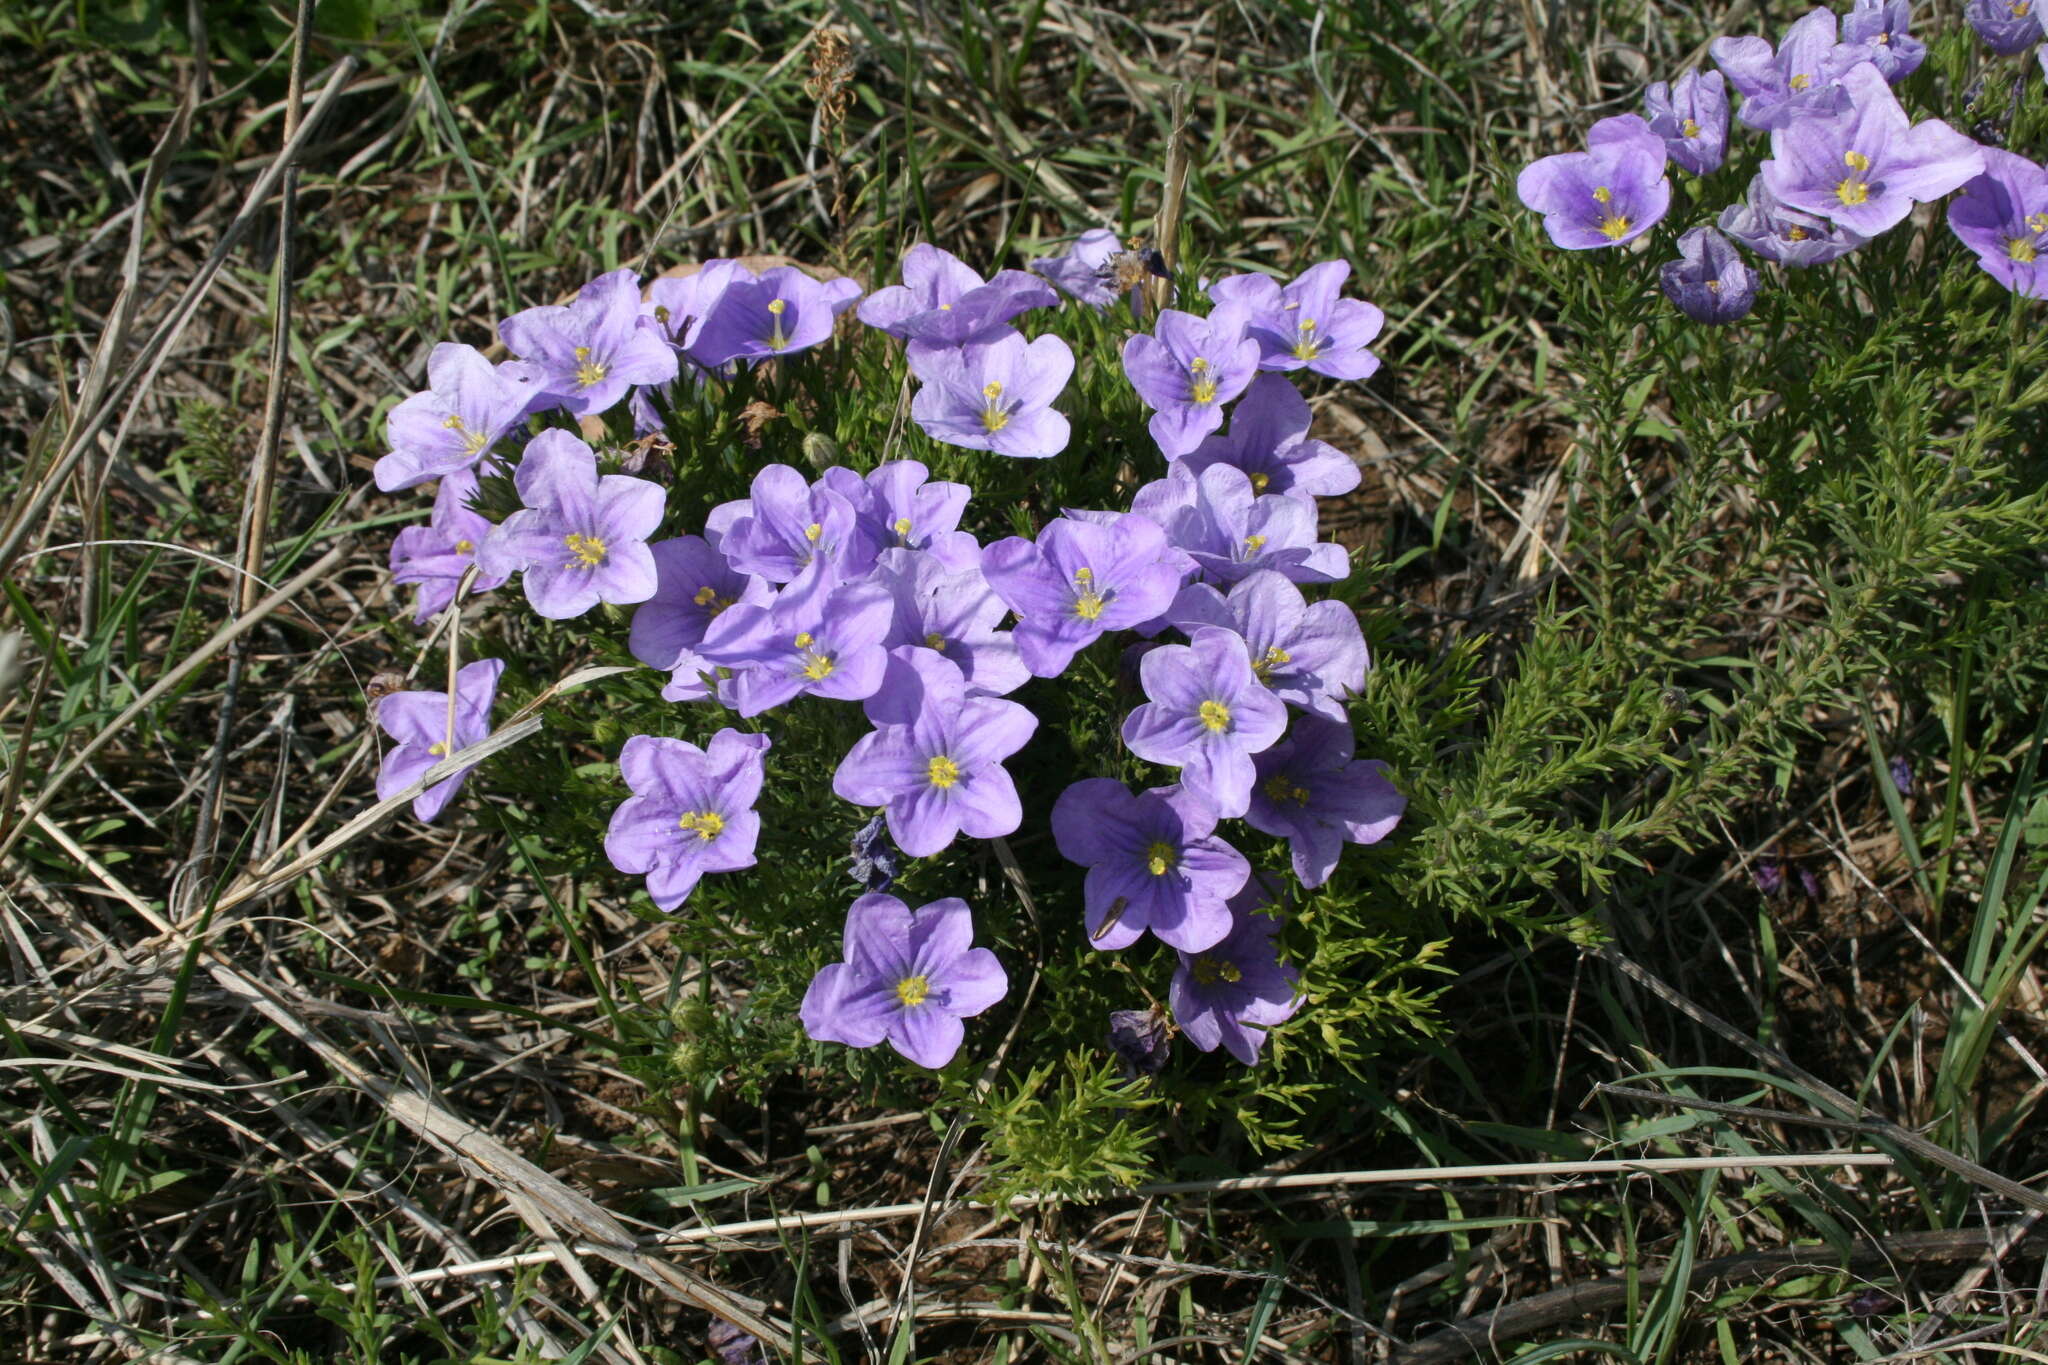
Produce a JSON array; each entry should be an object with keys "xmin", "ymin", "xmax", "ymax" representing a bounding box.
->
[{"xmin": 971, "ymin": 1050, "xmax": 1161, "ymax": 1204}]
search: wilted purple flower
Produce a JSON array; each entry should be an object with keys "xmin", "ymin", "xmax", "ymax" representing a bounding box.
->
[
  {"xmin": 1798, "ymin": 864, "xmax": 1824, "ymax": 900},
  {"xmin": 821, "ymin": 459, "xmax": 974, "ymax": 566},
  {"xmin": 697, "ymin": 569, "xmax": 893, "ymax": 716},
  {"xmin": 800, "ymin": 893, "xmax": 1008, "ymax": 1069},
  {"xmin": 691, "ymin": 265, "xmax": 862, "ymax": 368},
  {"xmin": 1842, "ymin": 0, "xmax": 1926, "ymax": 82},
  {"xmin": 707, "ymin": 1320, "xmax": 767, "ymax": 1365},
  {"xmin": 604, "ymin": 729, "xmax": 771, "ymax": 911},
  {"xmin": 1644, "ymin": 70, "xmax": 1730, "ymax": 175},
  {"xmin": 1888, "ymin": 755, "xmax": 1915, "ymax": 795},
  {"xmin": 476, "ymin": 430, "xmax": 663, "ymax": 620},
  {"xmin": 1050, "ymin": 778, "xmax": 1249, "ymax": 951},
  {"xmin": 643, "ymin": 260, "xmax": 741, "ymax": 358},
  {"xmin": 1967, "ymin": 0, "xmax": 2046, "ymax": 54},
  {"xmin": 873, "ymin": 548, "xmax": 1028, "ymax": 697},
  {"xmin": 858, "ymin": 243, "xmax": 1056, "ymax": 344},
  {"xmin": 1761, "ymin": 64, "xmax": 1985, "ymax": 238},
  {"xmin": 1711, "ymin": 9, "xmax": 1861, "ymax": 131},
  {"xmin": 499, "ymin": 268, "xmax": 679, "ymax": 419},
  {"xmin": 1178, "ymin": 374, "xmax": 1361, "ymax": 503},
  {"xmin": 628, "ymin": 536, "xmax": 775, "ymax": 702},
  {"xmin": 708, "ymin": 464, "xmax": 862, "ymax": 586},
  {"xmin": 1754, "ymin": 857, "xmax": 1786, "ymax": 894},
  {"xmin": 1719, "ymin": 174, "xmax": 1869, "ymax": 264},
  {"xmin": 375, "ymin": 343, "xmax": 530, "ymax": 491},
  {"xmin": 1132, "ymin": 463, "xmax": 1350, "ymax": 587},
  {"xmin": 1107, "ymin": 1007, "xmax": 1172, "ymax": 1078},
  {"xmin": 1121, "ymin": 307, "xmax": 1262, "ymax": 457},
  {"xmin": 1244, "ymin": 715, "xmax": 1406, "ymax": 888},
  {"xmin": 908, "ymin": 331, "xmax": 1074, "ymax": 459},
  {"xmin": 1122, "ymin": 626, "xmax": 1289, "ymax": 818},
  {"xmin": 980, "ymin": 514, "xmax": 1185, "ymax": 678},
  {"xmin": 1206, "ymin": 261, "xmax": 1385, "ymax": 381},
  {"xmin": 1169, "ymin": 898, "xmax": 1301, "ymax": 1065},
  {"xmin": 375, "ymin": 658, "xmax": 504, "ymax": 822},
  {"xmin": 1165, "ymin": 571, "xmax": 1367, "ymax": 723},
  {"xmin": 1660, "ymin": 227, "xmax": 1758, "ymax": 324},
  {"xmin": 1516, "ymin": 115, "xmax": 1672, "ymax": 250},
  {"xmin": 1948, "ymin": 147, "xmax": 2048, "ymax": 297},
  {"xmin": 389, "ymin": 469, "xmax": 509, "ymax": 623},
  {"xmin": 1029, "ymin": 227, "xmax": 1126, "ymax": 310},
  {"xmin": 848, "ymin": 814, "xmax": 899, "ymax": 892}
]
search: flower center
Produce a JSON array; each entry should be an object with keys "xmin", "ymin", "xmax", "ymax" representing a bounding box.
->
[
  {"xmin": 1789, "ymin": 72, "xmax": 1812, "ymax": 90},
  {"xmin": 1198, "ymin": 699, "xmax": 1231, "ymax": 732},
  {"xmin": 925, "ymin": 632, "xmax": 947, "ymax": 652},
  {"xmin": 766, "ymin": 297, "xmax": 790, "ymax": 350},
  {"xmin": 893, "ymin": 516, "xmax": 913, "ymax": 540},
  {"xmin": 927, "ymin": 755, "xmax": 961, "ymax": 789},
  {"xmin": 2016, "ymin": 1, "xmax": 2032, "ymax": 15},
  {"xmin": 1262, "ymin": 775, "xmax": 1310, "ymax": 805},
  {"xmin": 1291, "ymin": 317, "xmax": 1320, "ymax": 362},
  {"xmin": 1249, "ymin": 471, "xmax": 1270, "ymax": 493},
  {"xmin": 1786, "ymin": 226, "xmax": 1809, "ymax": 241},
  {"xmin": 1191, "ymin": 955, "xmax": 1242, "ymax": 987},
  {"xmin": 2009, "ymin": 237, "xmax": 2039, "ymax": 263},
  {"xmin": 1251, "ymin": 645, "xmax": 1292, "ymax": 678},
  {"xmin": 1071, "ymin": 566, "xmax": 1106, "ymax": 621},
  {"xmin": 980, "ymin": 380, "xmax": 1010, "ymax": 433},
  {"xmin": 677, "ymin": 809, "xmax": 724, "ymax": 840},
  {"xmin": 896, "ymin": 975, "xmax": 931, "ymax": 1007},
  {"xmin": 1145, "ymin": 840, "xmax": 1177, "ymax": 876},
  {"xmin": 572, "ymin": 345, "xmax": 607, "ymax": 389},
  {"xmin": 427, "ymin": 741, "xmax": 448, "ymax": 757},
  {"xmin": 1681, "ymin": 118, "xmax": 1700, "ymax": 138},
  {"xmin": 1189, "ymin": 355, "xmax": 1217, "ymax": 404},
  {"xmin": 1835, "ymin": 178, "xmax": 1869, "ymax": 208},
  {"xmin": 454, "ymin": 538, "xmax": 475, "ymax": 555},
  {"xmin": 1599, "ymin": 214, "xmax": 1632, "ymax": 241},
  {"xmin": 1243, "ymin": 534, "xmax": 1267, "ymax": 553},
  {"xmin": 564, "ymin": 532, "xmax": 608, "ymax": 568},
  {"xmin": 804, "ymin": 522, "xmax": 824, "ymax": 542},
  {"xmin": 793, "ymin": 632, "xmax": 836, "ymax": 680}
]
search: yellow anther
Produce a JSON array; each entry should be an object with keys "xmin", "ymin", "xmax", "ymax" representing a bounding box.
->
[
  {"xmin": 1191, "ymin": 379, "xmax": 1219, "ymax": 404},
  {"xmin": 1598, "ymin": 215, "xmax": 1632, "ymax": 241},
  {"xmin": 693, "ymin": 585, "xmax": 719, "ymax": 606},
  {"xmin": 454, "ymin": 538, "xmax": 475, "ymax": 555},
  {"xmin": 894, "ymin": 517, "xmax": 913, "ymax": 538},
  {"xmin": 1074, "ymin": 567, "xmax": 1094, "ymax": 582},
  {"xmin": 1244, "ymin": 534, "xmax": 1267, "ymax": 552},
  {"xmin": 1191, "ymin": 955, "xmax": 1243, "ymax": 987},
  {"xmin": 572, "ymin": 344, "xmax": 607, "ymax": 389},
  {"xmin": 428, "ymin": 741, "xmax": 448, "ymax": 757},
  {"xmin": 1592, "ymin": 186, "xmax": 1612, "ymax": 204},
  {"xmin": 2028, "ymin": 213, "xmax": 2048, "ymax": 233},
  {"xmin": 563, "ymin": 532, "xmax": 608, "ymax": 567},
  {"xmin": 654, "ymin": 304, "xmax": 670, "ymax": 324},
  {"xmin": 983, "ymin": 381, "xmax": 1004, "ymax": 399},
  {"xmin": 2009, "ymin": 237, "xmax": 2039, "ymax": 263},
  {"xmin": 804, "ymin": 522, "xmax": 824, "ymax": 542},
  {"xmin": 927, "ymin": 755, "xmax": 961, "ymax": 789},
  {"xmin": 793, "ymin": 632, "xmax": 815, "ymax": 648},
  {"xmin": 1787, "ymin": 226, "xmax": 1809, "ymax": 241},
  {"xmin": 1252, "ymin": 645, "xmax": 1292, "ymax": 678},
  {"xmin": 677, "ymin": 810, "xmax": 725, "ymax": 840},
  {"xmin": 1072, "ymin": 590, "xmax": 1106, "ymax": 621},
  {"xmin": 925, "ymin": 632, "xmax": 947, "ymax": 651},
  {"xmin": 1843, "ymin": 150, "xmax": 1870, "ymax": 172},
  {"xmin": 766, "ymin": 298, "xmax": 790, "ymax": 350},
  {"xmin": 767, "ymin": 298, "xmax": 787, "ymax": 314},
  {"xmin": 1789, "ymin": 72, "xmax": 1812, "ymax": 90},
  {"xmin": 1835, "ymin": 177, "xmax": 1869, "ymax": 208},
  {"xmin": 1145, "ymin": 840, "xmax": 1177, "ymax": 876},
  {"xmin": 442, "ymin": 414, "xmax": 465, "ymax": 429},
  {"xmin": 1250, "ymin": 472, "xmax": 1270, "ymax": 493},
  {"xmin": 1190, "ymin": 356, "xmax": 1210, "ymax": 372},
  {"xmin": 1262, "ymin": 775, "xmax": 1309, "ymax": 805},
  {"xmin": 1681, "ymin": 118, "xmax": 1700, "ymax": 138},
  {"xmin": 1198, "ymin": 699, "xmax": 1231, "ymax": 732},
  {"xmin": 896, "ymin": 975, "xmax": 931, "ymax": 1007},
  {"xmin": 802, "ymin": 653, "xmax": 835, "ymax": 680}
]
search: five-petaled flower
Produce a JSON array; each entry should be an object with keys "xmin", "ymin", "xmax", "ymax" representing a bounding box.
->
[
  {"xmin": 800, "ymin": 893, "xmax": 1009, "ymax": 1069},
  {"xmin": 1121, "ymin": 307, "xmax": 1262, "ymax": 457},
  {"xmin": 375, "ymin": 658, "xmax": 505, "ymax": 823},
  {"xmin": 1169, "ymin": 895, "xmax": 1302, "ymax": 1066},
  {"xmin": 1710, "ymin": 8, "xmax": 1860, "ymax": 131},
  {"xmin": 1718, "ymin": 173, "xmax": 1870, "ymax": 265},
  {"xmin": 477, "ymin": 430, "xmax": 664, "ymax": 620},
  {"xmin": 1050, "ymin": 778, "xmax": 1249, "ymax": 951},
  {"xmin": 1177, "ymin": 373, "xmax": 1362, "ymax": 504},
  {"xmin": 1660, "ymin": 226, "xmax": 1759, "ymax": 324},
  {"xmin": 1207, "ymin": 260, "xmax": 1385, "ymax": 381},
  {"xmin": 375, "ymin": 342, "xmax": 530, "ymax": 491},
  {"xmin": 628, "ymin": 535, "xmax": 775, "ymax": 702},
  {"xmin": 499, "ymin": 268, "xmax": 680, "ymax": 419},
  {"xmin": 389, "ymin": 468, "xmax": 509, "ymax": 623},
  {"xmin": 857, "ymin": 243, "xmax": 1056, "ymax": 345},
  {"xmin": 697, "ymin": 568, "xmax": 895, "ymax": 716},
  {"xmin": 604, "ymin": 728, "xmax": 772, "ymax": 910},
  {"xmin": 1121, "ymin": 626, "xmax": 1289, "ymax": 818},
  {"xmin": 1165, "ymin": 570, "xmax": 1368, "ymax": 723},
  {"xmin": 1516, "ymin": 114, "xmax": 1672, "ymax": 250},
  {"xmin": 1643, "ymin": 69, "xmax": 1730, "ymax": 175},
  {"xmin": 1948, "ymin": 146, "xmax": 2048, "ymax": 298},
  {"xmin": 691, "ymin": 264, "xmax": 863, "ymax": 367},
  {"xmin": 1243, "ymin": 715, "xmax": 1407, "ymax": 888},
  {"xmin": 908, "ymin": 331, "xmax": 1075, "ymax": 459},
  {"xmin": 981, "ymin": 513, "xmax": 1186, "ymax": 678}
]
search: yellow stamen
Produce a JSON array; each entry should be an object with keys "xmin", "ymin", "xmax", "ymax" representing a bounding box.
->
[
  {"xmin": 1244, "ymin": 534, "xmax": 1267, "ymax": 552},
  {"xmin": 793, "ymin": 632, "xmax": 814, "ymax": 648},
  {"xmin": 454, "ymin": 539, "xmax": 474, "ymax": 555},
  {"xmin": 1198, "ymin": 699, "xmax": 1231, "ymax": 732},
  {"xmin": 1835, "ymin": 177, "xmax": 1869, "ymax": 208},
  {"xmin": 925, "ymin": 632, "xmax": 947, "ymax": 651},
  {"xmin": 693, "ymin": 585, "xmax": 719, "ymax": 606},
  {"xmin": 804, "ymin": 522, "xmax": 823, "ymax": 542},
  {"xmin": 766, "ymin": 297, "xmax": 790, "ymax": 350},
  {"xmin": 1145, "ymin": 840, "xmax": 1177, "ymax": 876},
  {"xmin": 927, "ymin": 755, "xmax": 961, "ymax": 789},
  {"xmin": 1843, "ymin": 150, "xmax": 1870, "ymax": 172},
  {"xmin": 802, "ymin": 653, "xmax": 835, "ymax": 681},
  {"xmin": 1262, "ymin": 775, "xmax": 1310, "ymax": 805},
  {"xmin": 1191, "ymin": 955, "xmax": 1242, "ymax": 987},
  {"xmin": 1252, "ymin": 645, "xmax": 1292, "ymax": 678},
  {"xmin": 896, "ymin": 975, "xmax": 931, "ymax": 1007},
  {"xmin": 572, "ymin": 344, "xmax": 607, "ymax": 389},
  {"xmin": 1592, "ymin": 186, "xmax": 1612, "ymax": 204},
  {"xmin": 1250, "ymin": 472, "xmax": 1270, "ymax": 493},
  {"xmin": 2009, "ymin": 237, "xmax": 2039, "ymax": 263},
  {"xmin": 1681, "ymin": 118, "xmax": 1700, "ymax": 138},
  {"xmin": 563, "ymin": 532, "xmax": 608, "ymax": 568},
  {"xmin": 1787, "ymin": 226, "xmax": 1809, "ymax": 241},
  {"xmin": 677, "ymin": 809, "xmax": 725, "ymax": 840},
  {"xmin": 893, "ymin": 516, "xmax": 913, "ymax": 539},
  {"xmin": 1598, "ymin": 215, "xmax": 1632, "ymax": 241},
  {"xmin": 1789, "ymin": 72, "xmax": 1812, "ymax": 90}
]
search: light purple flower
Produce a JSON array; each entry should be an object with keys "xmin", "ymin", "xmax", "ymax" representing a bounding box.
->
[
  {"xmin": 1967, "ymin": 0, "xmax": 2045, "ymax": 54},
  {"xmin": 389, "ymin": 469, "xmax": 509, "ymax": 623},
  {"xmin": 1165, "ymin": 571, "xmax": 1367, "ymax": 723},
  {"xmin": 857, "ymin": 243, "xmax": 1056, "ymax": 344},
  {"xmin": 1243, "ymin": 715, "xmax": 1405, "ymax": 888},
  {"xmin": 708, "ymin": 464, "xmax": 863, "ymax": 586},
  {"xmin": 1121, "ymin": 307, "xmax": 1262, "ymax": 457},
  {"xmin": 1842, "ymin": 0, "xmax": 1926, "ymax": 82},
  {"xmin": 1028, "ymin": 227, "xmax": 1126, "ymax": 310},
  {"xmin": 1660, "ymin": 226, "xmax": 1758, "ymax": 324},
  {"xmin": 1050, "ymin": 778, "xmax": 1248, "ymax": 952},
  {"xmin": 697, "ymin": 568, "xmax": 893, "ymax": 716},
  {"xmin": 1515, "ymin": 114, "xmax": 1672, "ymax": 250},
  {"xmin": 1132, "ymin": 463, "xmax": 1349, "ymax": 587},
  {"xmin": 833, "ymin": 649, "xmax": 1037, "ymax": 857},
  {"xmin": 628, "ymin": 536, "xmax": 775, "ymax": 702},
  {"xmin": 1760, "ymin": 63, "xmax": 1985, "ymax": 237},
  {"xmin": 1206, "ymin": 261, "xmax": 1384, "ymax": 381},
  {"xmin": 1177, "ymin": 374, "xmax": 1360, "ymax": 504},
  {"xmin": 603, "ymin": 728, "xmax": 771, "ymax": 911},
  {"xmin": 873, "ymin": 548, "xmax": 1028, "ymax": 697},
  {"xmin": 643, "ymin": 260, "xmax": 742, "ymax": 358},
  {"xmin": 476, "ymin": 430, "xmax": 663, "ymax": 620},
  {"xmin": 1169, "ymin": 897, "xmax": 1301, "ymax": 1065},
  {"xmin": 980, "ymin": 514, "xmax": 1185, "ymax": 678},
  {"xmin": 1948, "ymin": 147, "xmax": 2048, "ymax": 297},
  {"xmin": 1121, "ymin": 626, "xmax": 1288, "ymax": 818},
  {"xmin": 691, "ymin": 265, "xmax": 862, "ymax": 367},
  {"xmin": 1644, "ymin": 70, "xmax": 1730, "ymax": 175},
  {"xmin": 1711, "ymin": 9, "xmax": 1862, "ymax": 131},
  {"xmin": 907, "ymin": 331, "xmax": 1074, "ymax": 459},
  {"xmin": 375, "ymin": 343, "xmax": 530, "ymax": 491},
  {"xmin": 819, "ymin": 459, "xmax": 974, "ymax": 566},
  {"xmin": 1718, "ymin": 173, "xmax": 1869, "ymax": 264},
  {"xmin": 499, "ymin": 268, "xmax": 679, "ymax": 419},
  {"xmin": 800, "ymin": 893, "xmax": 1008, "ymax": 1069},
  {"xmin": 374, "ymin": 658, "xmax": 504, "ymax": 823}
]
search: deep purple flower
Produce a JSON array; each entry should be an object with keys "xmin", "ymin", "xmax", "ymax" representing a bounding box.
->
[
  {"xmin": 604, "ymin": 728, "xmax": 770, "ymax": 911},
  {"xmin": 1754, "ymin": 857, "xmax": 1786, "ymax": 894},
  {"xmin": 643, "ymin": 260, "xmax": 741, "ymax": 358},
  {"xmin": 833, "ymin": 649, "xmax": 1036, "ymax": 857},
  {"xmin": 691, "ymin": 264, "xmax": 862, "ymax": 367},
  {"xmin": 374, "ymin": 658, "xmax": 504, "ymax": 822},
  {"xmin": 873, "ymin": 548, "xmax": 1028, "ymax": 697},
  {"xmin": 1644, "ymin": 70, "xmax": 1730, "ymax": 175},
  {"xmin": 1243, "ymin": 715, "xmax": 1405, "ymax": 888},
  {"xmin": 1178, "ymin": 374, "xmax": 1360, "ymax": 503},
  {"xmin": 1516, "ymin": 114, "xmax": 1672, "ymax": 250},
  {"xmin": 708, "ymin": 464, "xmax": 863, "ymax": 586},
  {"xmin": 907, "ymin": 331, "xmax": 1074, "ymax": 459},
  {"xmin": 628, "ymin": 536, "xmax": 775, "ymax": 702},
  {"xmin": 1165, "ymin": 571, "xmax": 1367, "ymax": 723},
  {"xmin": 389, "ymin": 469, "xmax": 509, "ymax": 623},
  {"xmin": 1719, "ymin": 174, "xmax": 1871, "ymax": 265},
  {"xmin": 1842, "ymin": 0, "xmax": 1926, "ymax": 82},
  {"xmin": 499, "ymin": 268, "xmax": 679, "ymax": 419},
  {"xmin": 1132, "ymin": 463, "xmax": 1349, "ymax": 587},
  {"xmin": 1107, "ymin": 1007, "xmax": 1172, "ymax": 1078},
  {"xmin": 476, "ymin": 431, "xmax": 663, "ymax": 620},
  {"xmin": 1169, "ymin": 898, "xmax": 1301, "ymax": 1065},
  {"xmin": 849, "ymin": 814, "xmax": 899, "ymax": 893},
  {"xmin": 1206, "ymin": 261, "xmax": 1385, "ymax": 381},
  {"xmin": 1660, "ymin": 226, "xmax": 1758, "ymax": 324},
  {"xmin": 1121, "ymin": 307, "xmax": 1262, "ymax": 457},
  {"xmin": 819, "ymin": 459, "xmax": 974, "ymax": 566},
  {"xmin": 1711, "ymin": 9, "xmax": 1862, "ymax": 131},
  {"xmin": 1761, "ymin": 63, "xmax": 1985, "ymax": 238},
  {"xmin": 857, "ymin": 243, "xmax": 1056, "ymax": 344},
  {"xmin": 375, "ymin": 343, "xmax": 530, "ymax": 491},
  {"xmin": 1967, "ymin": 0, "xmax": 2045, "ymax": 54},
  {"xmin": 1028, "ymin": 227, "xmax": 1126, "ymax": 310},
  {"xmin": 1050, "ymin": 778, "xmax": 1249, "ymax": 951},
  {"xmin": 1948, "ymin": 147, "xmax": 2048, "ymax": 297},
  {"xmin": 980, "ymin": 514, "xmax": 1185, "ymax": 678},
  {"xmin": 697, "ymin": 569, "xmax": 894, "ymax": 716},
  {"xmin": 1122, "ymin": 626, "xmax": 1289, "ymax": 817},
  {"xmin": 1889, "ymin": 755, "xmax": 1915, "ymax": 795},
  {"xmin": 800, "ymin": 893, "xmax": 1008, "ymax": 1069}
]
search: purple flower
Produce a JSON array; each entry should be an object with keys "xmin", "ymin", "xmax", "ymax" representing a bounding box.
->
[
  {"xmin": 1028, "ymin": 227, "xmax": 1126, "ymax": 310},
  {"xmin": 980, "ymin": 514, "xmax": 1184, "ymax": 678},
  {"xmin": 821, "ymin": 459, "xmax": 974, "ymax": 565},
  {"xmin": 1122, "ymin": 626, "xmax": 1289, "ymax": 818},
  {"xmin": 499, "ymin": 268, "xmax": 679, "ymax": 419},
  {"xmin": 708, "ymin": 464, "xmax": 863, "ymax": 586},
  {"xmin": 873, "ymin": 548, "xmax": 1028, "ymax": 697},
  {"xmin": 643, "ymin": 260, "xmax": 742, "ymax": 358},
  {"xmin": 603, "ymin": 728, "xmax": 771, "ymax": 911},
  {"xmin": 857, "ymin": 243, "xmax": 1055, "ymax": 344},
  {"xmin": 374, "ymin": 658, "xmax": 504, "ymax": 822},
  {"xmin": 800, "ymin": 893, "xmax": 1008, "ymax": 1069},
  {"xmin": 628, "ymin": 536, "xmax": 775, "ymax": 702},
  {"xmin": 1760, "ymin": 63, "xmax": 1985, "ymax": 238},
  {"xmin": 1660, "ymin": 226, "xmax": 1758, "ymax": 324},
  {"xmin": 1050, "ymin": 778, "xmax": 1248, "ymax": 951},
  {"xmin": 1842, "ymin": 0, "xmax": 1926, "ymax": 82},
  {"xmin": 1243, "ymin": 715, "xmax": 1405, "ymax": 888},
  {"xmin": 1644, "ymin": 70, "xmax": 1730, "ymax": 175},
  {"xmin": 1967, "ymin": 0, "xmax": 2045, "ymax": 54},
  {"xmin": 1711, "ymin": 9, "xmax": 1862, "ymax": 131},
  {"xmin": 1177, "ymin": 373, "xmax": 1360, "ymax": 503},
  {"xmin": 1754, "ymin": 857, "xmax": 1786, "ymax": 894},
  {"xmin": 374, "ymin": 343, "xmax": 530, "ymax": 491},
  {"xmin": 848, "ymin": 814, "xmax": 899, "ymax": 892},
  {"xmin": 707, "ymin": 1320, "xmax": 767, "ymax": 1365},
  {"xmin": 1169, "ymin": 897, "xmax": 1301, "ymax": 1065},
  {"xmin": 833, "ymin": 649, "xmax": 1037, "ymax": 857},
  {"xmin": 691, "ymin": 264, "xmax": 862, "ymax": 368},
  {"xmin": 1107, "ymin": 1007, "xmax": 1171, "ymax": 1078},
  {"xmin": 1132, "ymin": 463, "xmax": 1350, "ymax": 587},
  {"xmin": 1947, "ymin": 147, "xmax": 2048, "ymax": 297},
  {"xmin": 1719, "ymin": 173, "xmax": 1871, "ymax": 265},
  {"xmin": 1516, "ymin": 114, "xmax": 1672, "ymax": 250},
  {"xmin": 1121, "ymin": 308, "xmax": 1262, "ymax": 457},
  {"xmin": 389, "ymin": 469, "xmax": 509, "ymax": 623},
  {"xmin": 476, "ymin": 430, "xmax": 663, "ymax": 620},
  {"xmin": 1206, "ymin": 261, "xmax": 1385, "ymax": 381},
  {"xmin": 1889, "ymin": 755, "xmax": 1915, "ymax": 795},
  {"xmin": 1165, "ymin": 571, "xmax": 1367, "ymax": 723},
  {"xmin": 907, "ymin": 331, "xmax": 1074, "ymax": 459},
  {"xmin": 698, "ymin": 569, "xmax": 894, "ymax": 716}
]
